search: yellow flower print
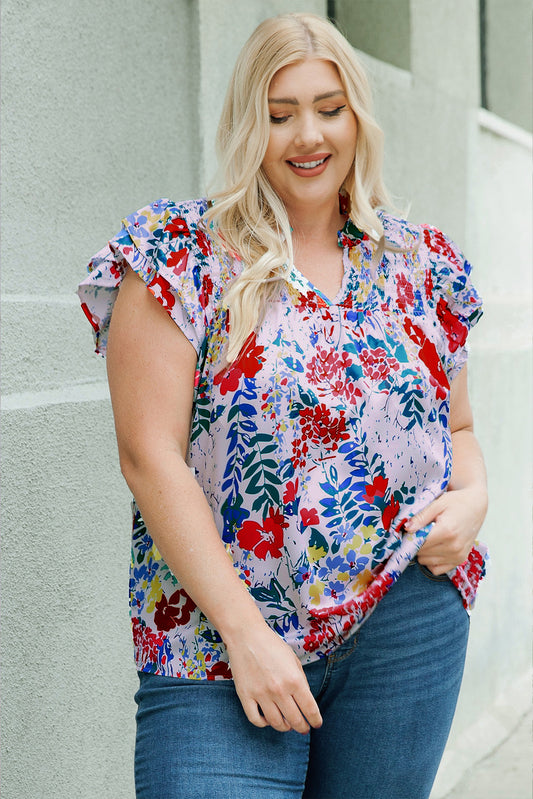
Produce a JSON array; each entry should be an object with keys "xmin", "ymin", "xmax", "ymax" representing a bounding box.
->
[
  {"xmin": 375, "ymin": 271, "xmax": 386, "ymax": 291},
  {"xmin": 353, "ymin": 569, "xmax": 374, "ymax": 594},
  {"xmin": 309, "ymin": 581, "xmax": 326, "ymax": 605},
  {"xmin": 359, "ymin": 525, "xmax": 379, "ymax": 554},
  {"xmin": 146, "ymin": 574, "xmax": 163, "ymax": 613},
  {"xmin": 308, "ymin": 545, "xmax": 327, "ymax": 562},
  {"xmin": 345, "ymin": 534, "xmax": 361, "ymax": 553},
  {"xmin": 194, "ymin": 651, "xmax": 206, "ymax": 668}
]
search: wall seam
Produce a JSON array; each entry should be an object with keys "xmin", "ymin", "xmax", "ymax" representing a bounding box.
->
[{"xmin": 2, "ymin": 383, "xmax": 110, "ymax": 411}]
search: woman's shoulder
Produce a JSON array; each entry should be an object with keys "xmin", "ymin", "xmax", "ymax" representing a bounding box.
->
[
  {"xmin": 106, "ymin": 196, "xmax": 235, "ymax": 290},
  {"xmin": 123, "ymin": 197, "xmax": 208, "ymax": 229},
  {"xmin": 376, "ymin": 210, "xmax": 482, "ymax": 376},
  {"xmin": 79, "ymin": 197, "xmax": 232, "ymax": 356},
  {"xmin": 118, "ymin": 197, "xmax": 212, "ymax": 258},
  {"xmin": 377, "ymin": 209, "xmax": 421, "ymax": 250},
  {"xmin": 378, "ymin": 210, "xmax": 474, "ymax": 282}
]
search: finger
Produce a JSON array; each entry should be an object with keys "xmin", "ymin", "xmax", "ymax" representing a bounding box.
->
[
  {"xmin": 292, "ymin": 688, "xmax": 323, "ymax": 730},
  {"xmin": 276, "ymin": 700, "xmax": 310, "ymax": 734},
  {"xmin": 259, "ymin": 678, "xmax": 312, "ymax": 734},
  {"xmin": 418, "ymin": 532, "xmax": 471, "ymax": 572},
  {"xmin": 286, "ymin": 659, "xmax": 323, "ymax": 730},
  {"xmin": 404, "ymin": 499, "xmax": 443, "ymax": 533},
  {"xmin": 256, "ymin": 700, "xmax": 291, "ymax": 733},
  {"xmin": 274, "ymin": 694, "xmax": 318, "ymax": 735},
  {"xmin": 424, "ymin": 519, "xmax": 472, "ymax": 562},
  {"xmin": 240, "ymin": 699, "xmax": 270, "ymax": 729},
  {"xmin": 265, "ymin": 658, "xmax": 322, "ymax": 733},
  {"xmin": 417, "ymin": 526, "xmax": 445, "ymax": 556},
  {"xmin": 416, "ymin": 557, "xmax": 450, "ymax": 575}
]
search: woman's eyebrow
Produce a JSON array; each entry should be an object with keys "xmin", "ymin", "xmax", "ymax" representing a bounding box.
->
[
  {"xmin": 268, "ymin": 90, "xmax": 346, "ymax": 105},
  {"xmin": 268, "ymin": 97, "xmax": 299, "ymax": 105},
  {"xmin": 314, "ymin": 90, "xmax": 346, "ymax": 101}
]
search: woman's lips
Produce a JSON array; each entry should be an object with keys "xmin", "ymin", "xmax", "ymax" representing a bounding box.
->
[{"xmin": 286, "ymin": 154, "xmax": 331, "ymax": 176}]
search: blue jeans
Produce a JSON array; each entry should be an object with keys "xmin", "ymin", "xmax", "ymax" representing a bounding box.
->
[{"xmin": 134, "ymin": 561, "xmax": 469, "ymax": 799}]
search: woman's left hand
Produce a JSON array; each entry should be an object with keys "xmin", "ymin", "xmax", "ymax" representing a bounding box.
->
[{"xmin": 404, "ymin": 485, "xmax": 488, "ymax": 575}]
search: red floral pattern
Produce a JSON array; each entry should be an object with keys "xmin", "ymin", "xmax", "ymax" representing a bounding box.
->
[
  {"xmin": 196, "ymin": 228, "xmax": 212, "ymax": 257},
  {"xmin": 237, "ymin": 508, "xmax": 288, "ymax": 559},
  {"xmin": 206, "ymin": 661, "xmax": 232, "ymax": 680},
  {"xmin": 213, "ymin": 332, "xmax": 265, "ymax": 395},
  {"xmin": 300, "ymin": 507, "xmax": 320, "ymax": 526},
  {"xmin": 364, "ymin": 475, "xmax": 389, "ymax": 503},
  {"xmin": 436, "ymin": 297, "xmax": 468, "ymax": 352},
  {"xmin": 166, "ymin": 247, "xmax": 189, "ymax": 277},
  {"xmin": 154, "ymin": 588, "xmax": 196, "ymax": 631},
  {"xmin": 147, "ymin": 274, "xmax": 175, "ymax": 310},
  {"xmin": 165, "ymin": 216, "xmax": 190, "ymax": 238},
  {"xmin": 199, "ymin": 273, "xmax": 214, "ymax": 310},
  {"xmin": 403, "ymin": 317, "xmax": 449, "ymax": 399},
  {"xmin": 131, "ymin": 618, "xmax": 170, "ymax": 670},
  {"xmin": 298, "ymin": 404, "xmax": 350, "ymax": 449},
  {"xmin": 305, "ymin": 347, "xmax": 362, "ymax": 403},
  {"xmin": 359, "ymin": 347, "xmax": 400, "ymax": 381},
  {"xmin": 79, "ymin": 198, "xmax": 487, "ymax": 680},
  {"xmin": 396, "ymin": 272, "xmax": 415, "ymax": 312},
  {"xmin": 303, "ymin": 618, "xmax": 336, "ymax": 653},
  {"xmin": 422, "ymin": 226, "xmax": 461, "ymax": 266},
  {"xmin": 382, "ymin": 497, "xmax": 400, "ymax": 531}
]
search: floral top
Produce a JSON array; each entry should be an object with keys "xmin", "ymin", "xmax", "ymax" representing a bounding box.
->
[{"xmin": 78, "ymin": 197, "xmax": 487, "ymax": 680}]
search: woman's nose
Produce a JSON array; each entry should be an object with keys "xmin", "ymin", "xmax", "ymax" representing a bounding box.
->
[{"xmin": 294, "ymin": 113, "xmax": 324, "ymax": 148}]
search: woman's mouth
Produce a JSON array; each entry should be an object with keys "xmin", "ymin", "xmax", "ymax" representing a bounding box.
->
[{"xmin": 286, "ymin": 155, "xmax": 331, "ymax": 176}]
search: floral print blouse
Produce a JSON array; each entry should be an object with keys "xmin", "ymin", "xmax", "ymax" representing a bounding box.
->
[{"xmin": 78, "ymin": 198, "xmax": 488, "ymax": 680}]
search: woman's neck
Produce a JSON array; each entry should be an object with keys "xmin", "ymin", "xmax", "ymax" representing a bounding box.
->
[{"xmin": 287, "ymin": 199, "xmax": 344, "ymax": 247}]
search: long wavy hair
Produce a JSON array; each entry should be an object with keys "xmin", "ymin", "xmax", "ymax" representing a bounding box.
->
[{"xmin": 204, "ymin": 13, "xmax": 391, "ymax": 362}]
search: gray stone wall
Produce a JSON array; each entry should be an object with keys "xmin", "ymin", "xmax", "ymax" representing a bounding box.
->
[{"xmin": 484, "ymin": 0, "xmax": 532, "ymax": 132}]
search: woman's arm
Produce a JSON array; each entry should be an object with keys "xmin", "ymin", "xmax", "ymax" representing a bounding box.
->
[
  {"xmin": 106, "ymin": 267, "xmax": 322, "ymax": 733},
  {"xmin": 404, "ymin": 365, "xmax": 488, "ymax": 574}
]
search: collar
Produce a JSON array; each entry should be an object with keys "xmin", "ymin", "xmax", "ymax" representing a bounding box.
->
[
  {"xmin": 337, "ymin": 216, "xmax": 367, "ymax": 249},
  {"xmin": 339, "ymin": 206, "xmax": 422, "ymax": 252}
]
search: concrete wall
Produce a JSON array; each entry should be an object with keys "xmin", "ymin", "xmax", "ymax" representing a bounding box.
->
[
  {"xmin": 1, "ymin": 1, "xmax": 531, "ymax": 798},
  {"xmin": 484, "ymin": 0, "xmax": 532, "ymax": 132},
  {"xmin": 335, "ymin": 0, "xmax": 411, "ymax": 71},
  {"xmin": 0, "ymin": 2, "xmax": 324, "ymax": 798},
  {"xmin": 350, "ymin": 3, "xmax": 532, "ymax": 795}
]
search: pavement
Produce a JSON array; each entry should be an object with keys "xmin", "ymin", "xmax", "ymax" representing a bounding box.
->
[{"xmin": 443, "ymin": 710, "xmax": 532, "ymax": 799}]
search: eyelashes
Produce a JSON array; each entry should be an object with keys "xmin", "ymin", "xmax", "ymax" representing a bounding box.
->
[
  {"xmin": 269, "ymin": 105, "xmax": 347, "ymax": 124},
  {"xmin": 321, "ymin": 105, "xmax": 347, "ymax": 117}
]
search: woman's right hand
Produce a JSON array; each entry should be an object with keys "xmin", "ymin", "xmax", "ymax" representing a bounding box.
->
[{"xmin": 225, "ymin": 624, "xmax": 323, "ymax": 734}]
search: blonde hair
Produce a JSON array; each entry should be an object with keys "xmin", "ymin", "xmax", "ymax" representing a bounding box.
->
[{"xmin": 204, "ymin": 12, "xmax": 391, "ymax": 362}]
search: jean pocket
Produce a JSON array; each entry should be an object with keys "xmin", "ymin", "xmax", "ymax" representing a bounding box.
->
[{"xmin": 416, "ymin": 561, "xmax": 450, "ymax": 582}]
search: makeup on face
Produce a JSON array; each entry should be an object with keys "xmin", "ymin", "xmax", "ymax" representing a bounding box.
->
[{"xmin": 262, "ymin": 59, "xmax": 357, "ymax": 214}]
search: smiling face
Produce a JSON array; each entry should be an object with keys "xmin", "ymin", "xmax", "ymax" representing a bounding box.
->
[{"xmin": 261, "ymin": 59, "xmax": 357, "ymax": 217}]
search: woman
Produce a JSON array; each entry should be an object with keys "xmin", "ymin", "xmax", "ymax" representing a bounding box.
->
[{"xmin": 79, "ymin": 12, "xmax": 488, "ymax": 799}]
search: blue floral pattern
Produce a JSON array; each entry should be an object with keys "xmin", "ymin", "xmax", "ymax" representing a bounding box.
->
[{"xmin": 78, "ymin": 198, "xmax": 488, "ymax": 679}]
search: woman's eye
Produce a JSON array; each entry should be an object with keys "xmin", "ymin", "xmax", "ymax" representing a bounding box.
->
[
  {"xmin": 321, "ymin": 105, "xmax": 346, "ymax": 118},
  {"xmin": 269, "ymin": 115, "xmax": 289, "ymax": 124}
]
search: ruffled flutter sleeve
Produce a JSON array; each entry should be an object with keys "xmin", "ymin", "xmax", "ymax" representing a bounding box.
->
[
  {"xmin": 422, "ymin": 225, "xmax": 483, "ymax": 381},
  {"xmin": 78, "ymin": 198, "xmax": 219, "ymax": 356}
]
